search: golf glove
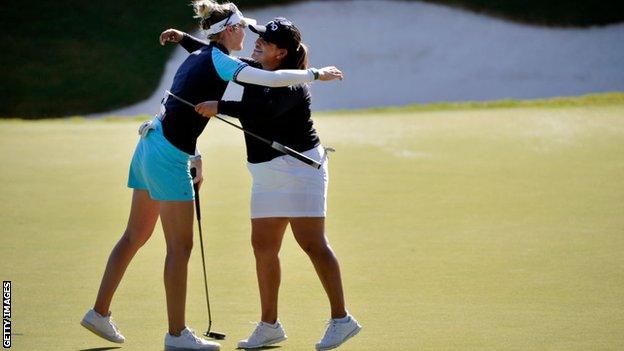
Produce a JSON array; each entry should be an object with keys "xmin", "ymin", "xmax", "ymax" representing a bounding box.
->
[{"xmin": 138, "ymin": 119, "xmax": 156, "ymax": 138}]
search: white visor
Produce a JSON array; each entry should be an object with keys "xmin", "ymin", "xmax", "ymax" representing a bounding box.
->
[{"xmin": 205, "ymin": 8, "xmax": 256, "ymax": 35}]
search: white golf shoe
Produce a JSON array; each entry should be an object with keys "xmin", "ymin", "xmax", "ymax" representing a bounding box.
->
[
  {"xmin": 315, "ymin": 314, "xmax": 362, "ymax": 350},
  {"xmin": 165, "ymin": 327, "xmax": 221, "ymax": 351},
  {"xmin": 237, "ymin": 321, "xmax": 287, "ymax": 349},
  {"xmin": 80, "ymin": 308, "xmax": 125, "ymax": 343}
]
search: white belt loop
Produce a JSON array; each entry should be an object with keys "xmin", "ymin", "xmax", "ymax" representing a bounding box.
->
[
  {"xmin": 157, "ymin": 90, "xmax": 169, "ymax": 121},
  {"xmin": 157, "ymin": 102, "xmax": 166, "ymax": 121}
]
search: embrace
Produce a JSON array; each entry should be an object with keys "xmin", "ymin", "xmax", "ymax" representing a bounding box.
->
[{"xmin": 80, "ymin": 1, "xmax": 360, "ymax": 350}]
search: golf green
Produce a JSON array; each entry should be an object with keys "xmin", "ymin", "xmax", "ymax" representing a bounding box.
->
[{"xmin": 1, "ymin": 102, "xmax": 623, "ymax": 350}]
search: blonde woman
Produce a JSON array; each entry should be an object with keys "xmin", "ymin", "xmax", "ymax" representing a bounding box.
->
[{"xmin": 80, "ymin": 1, "xmax": 343, "ymax": 350}]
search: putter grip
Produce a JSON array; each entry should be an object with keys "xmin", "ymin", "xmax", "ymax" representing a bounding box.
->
[
  {"xmin": 190, "ymin": 167, "xmax": 201, "ymax": 220},
  {"xmin": 271, "ymin": 142, "xmax": 322, "ymax": 169}
]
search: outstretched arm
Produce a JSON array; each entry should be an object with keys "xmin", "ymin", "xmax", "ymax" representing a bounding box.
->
[
  {"xmin": 159, "ymin": 29, "xmax": 208, "ymax": 53},
  {"xmin": 211, "ymin": 48, "xmax": 344, "ymax": 87},
  {"xmin": 235, "ymin": 65, "xmax": 343, "ymax": 87}
]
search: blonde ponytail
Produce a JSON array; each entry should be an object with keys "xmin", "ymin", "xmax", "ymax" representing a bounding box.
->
[
  {"xmin": 192, "ymin": 0, "xmax": 235, "ymax": 37},
  {"xmin": 193, "ymin": 0, "xmax": 217, "ymax": 20}
]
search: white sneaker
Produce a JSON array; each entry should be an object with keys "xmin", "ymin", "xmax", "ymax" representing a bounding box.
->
[
  {"xmin": 80, "ymin": 308, "xmax": 125, "ymax": 343},
  {"xmin": 165, "ymin": 327, "xmax": 221, "ymax": 351},
  {"xmin": 237, "ymin": 321, "xmax": 287, "ymax": 349},
  {"xmin": 315, "ymin": 315, "xmax": 362, "ymax": 350}
]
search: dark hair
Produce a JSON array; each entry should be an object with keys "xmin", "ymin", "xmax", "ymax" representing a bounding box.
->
[
  {"xmin": 276, "ymin": 25, "xmax": 308, "ymax": 70},
  {"xmin": 278, "ymin": 42, "xmax": 308, "ymax": 70}
]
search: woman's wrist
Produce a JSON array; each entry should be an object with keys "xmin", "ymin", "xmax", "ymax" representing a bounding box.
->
[{"xmin": 308, "ymin": 68, "xmax": 320, "ymax": 80}]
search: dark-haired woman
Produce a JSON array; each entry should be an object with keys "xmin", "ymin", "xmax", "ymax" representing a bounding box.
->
[
  {"xmin": 176, "ymin": 18, "xmax": 361, "ymax": 351},
  {"xmin": 80, "ymin": 2, "xmax": 343, "ymax": 350}
]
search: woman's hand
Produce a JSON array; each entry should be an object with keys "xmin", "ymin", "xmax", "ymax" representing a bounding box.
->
[
  {"xmin": 190, "ymin": 159, "xmax": 204, "ymax": 189},
  {"xmin": 318, "ymin": 66, "xmax": 344, "ymax": 81},
  {"xmin": 195, "ymin": 101, "xmax": 218, "ymax": 118},
  {"xmin": 159, "ymin": 29, "xmax": 185, "ymax": 46}
]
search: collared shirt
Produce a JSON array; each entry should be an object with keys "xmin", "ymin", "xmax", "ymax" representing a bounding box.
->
[
  {"xmin": 218, "ymin": 60, "xmax": 319, "ymax": 163},
  {"xmin": 175, "ymin": 35, "xmax": 320, "ymax": 163},
  {"xmin": 162, "ymin": 41, "xmax": 248, "ymax": 154}
]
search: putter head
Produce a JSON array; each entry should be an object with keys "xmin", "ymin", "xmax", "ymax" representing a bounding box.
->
[{"xmin": 205, "ymin": 331, "xmax": 226, "ymax": 340}]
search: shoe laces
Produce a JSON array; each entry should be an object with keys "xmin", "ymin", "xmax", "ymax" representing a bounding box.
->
[
  {"xmin": 106, "ymin": 315, "xmax": 122, "ymax": 335},
  {"xmin": 250, "ymin": 322, "xmax": 266, "ymax": 339},
  {"xmin": 184, "ymin": 328, "xmax": 203, "ymax": 344},
  {"xmin": 323, "ymin": 319, "xmax": 339, "ymax": 338}
]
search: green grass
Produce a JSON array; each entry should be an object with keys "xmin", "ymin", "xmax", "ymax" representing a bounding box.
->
[
  {"xmin": 1, "ymin": 103, "xmax": 623, "ymax": 350},
  {"xmin": 328, "ymin": 92, "xmax": 624, "ymax": 115}
]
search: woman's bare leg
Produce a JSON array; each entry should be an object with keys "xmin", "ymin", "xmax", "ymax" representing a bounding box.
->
[
  {"xmin": 93, "ymin": 189, "xmax": 160, "ymax": 316},
  {"xmin": 290, "ymin": 217, "xmax": 346, "ymax": 319},
  {"xmin": 160, "ymin": 200, "xmax": 195, "ymax": 335},
  {"xmin": 251, "ymin": 217, "xmax": 289, "ymax": 324}
]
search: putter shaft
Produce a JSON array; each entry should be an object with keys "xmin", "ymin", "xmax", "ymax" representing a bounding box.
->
[{"xmin": 190, "ymin": 168, "xmax": 224, "ymax": 339}]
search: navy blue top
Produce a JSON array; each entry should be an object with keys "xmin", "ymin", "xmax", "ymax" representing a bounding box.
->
[
  {"xmin": 162, "ymin": 41, "xmax": 248, "ymax": 155},
  {"xmin": 179, "ymin": 34, "xmax": 320, "ymax": 164}
]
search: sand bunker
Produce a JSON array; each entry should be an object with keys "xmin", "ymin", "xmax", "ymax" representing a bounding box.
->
[{"xmin": 96, "ymin": 0, "xmax": 624, "ymax": 116}]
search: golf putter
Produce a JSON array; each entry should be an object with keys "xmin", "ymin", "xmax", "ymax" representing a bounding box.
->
[{"xmin": 190, "ymin": 167, "xmax": 226, "ymax": 340}]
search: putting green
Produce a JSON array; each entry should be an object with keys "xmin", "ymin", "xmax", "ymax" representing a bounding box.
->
[{"xmin": 1, "ymin": 101, "xmax": 623, "ymax": 350}]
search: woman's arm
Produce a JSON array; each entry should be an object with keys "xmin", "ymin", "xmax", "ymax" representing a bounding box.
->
[
  {"xmin": 235, "ymin": 65, "xmax": 343, "ymax": 87},
  {"xmin": 159, "ymin": 29, "xmax": 208, "ymax": 52},
  {"xmin": 211, "ymin": 47, "xmax": 343, "ymax": 87},
  {"xmin": 222, "ymin": 86, "xmax": 308, "ymax": 119},
  {"xmin": 195, "ymin": 86, "xmax": 309, "ymax": 120}
]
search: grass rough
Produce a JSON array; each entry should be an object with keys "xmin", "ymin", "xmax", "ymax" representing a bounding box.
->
[{"xmin": 1, "ymin": 103, "xmax": 623, "ymax": 350}]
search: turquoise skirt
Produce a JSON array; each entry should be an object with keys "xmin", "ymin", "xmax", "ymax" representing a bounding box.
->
[{"xmin": 127, "ymin": 118, "xmax": 193, "ymax": 201}]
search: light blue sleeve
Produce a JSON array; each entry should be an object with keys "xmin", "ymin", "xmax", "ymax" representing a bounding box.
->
[{"xmin": 212, "ymin": 48, "xmax": 248, "ymax": 82}]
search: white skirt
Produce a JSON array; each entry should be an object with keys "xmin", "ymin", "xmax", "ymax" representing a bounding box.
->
[{"xmin": 247, "ymin": 145, "xmax": 329, "ymax": 218}]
